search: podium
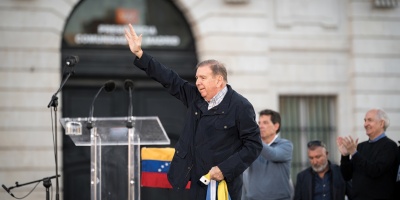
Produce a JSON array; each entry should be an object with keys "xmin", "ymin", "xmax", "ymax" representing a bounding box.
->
[{"xmin": 60, "ymin": 116, "xmax": 170, "ymax": 200}]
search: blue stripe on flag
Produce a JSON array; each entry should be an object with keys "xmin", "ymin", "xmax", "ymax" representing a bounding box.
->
[
  {"xmin": 206, "ymin": 181, "xmax": 218, "ymax": 200},
  {"xmin": 142, "ymin": 160, "xmax": 171, "ymax": 173}
]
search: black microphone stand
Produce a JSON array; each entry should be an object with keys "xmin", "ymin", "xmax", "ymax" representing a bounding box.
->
[
  {"xmin": 47, "ymin": 61, "xmax": 75, "ymax": 200},
  {"xmin": 2, "ymin": 175, "xmax": 60, "ymax": 200}
]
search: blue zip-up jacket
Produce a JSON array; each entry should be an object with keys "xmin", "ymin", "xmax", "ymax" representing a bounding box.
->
[{"xmin": 134, "ymin": 53, "xmax": 262, "ymax": 200}]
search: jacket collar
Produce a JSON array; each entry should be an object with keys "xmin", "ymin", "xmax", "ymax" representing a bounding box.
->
[
  {"xmin": 269, "ymin": 135, "xmax": 281, "ymax": 146},
  {"xmin": 196, "ymin": 84, "xmax": 234, "ymax": 114},
  {"xmin": 211, "ymin": 84, "xmax": 233, "ymax": 112}
]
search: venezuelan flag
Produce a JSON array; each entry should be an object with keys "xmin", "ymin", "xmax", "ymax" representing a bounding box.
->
[
  {"xmin": 141, "ymin": 147, "xmax": 190, "ymax": 189},
  {"xmin": 202, "ymin": 173, "xmax": 231, "ymax": 200}
]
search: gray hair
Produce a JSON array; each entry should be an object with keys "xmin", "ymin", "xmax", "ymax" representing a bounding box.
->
[
  {"xmin": 307, "ymin": 140, "xmax": 327, "ymax": 152},
  {"xmin": 373, "ymin": 108, "xmax": 390, "ymax": 131},
  {"xmin": 196, "ymin": 59, "xmax": 228, "ymax": 82}
]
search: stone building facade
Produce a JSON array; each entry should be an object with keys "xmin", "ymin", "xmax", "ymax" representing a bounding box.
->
[{"xmin": 0, "ymin": 0, "xmax": 399, "ymax": 199}]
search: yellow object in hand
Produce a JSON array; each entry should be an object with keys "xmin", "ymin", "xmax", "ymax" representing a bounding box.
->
[{"xmin": 200, "ymin": 172, "xmax": 230, "ymax": 200}]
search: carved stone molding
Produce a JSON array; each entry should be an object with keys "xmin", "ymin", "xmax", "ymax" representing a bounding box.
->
[
  {"xmin": 275, "ymin": 0, "xmax": 339, "ymax": 28},
  {"xmin": 373, "ymin": 0, "xmax": 398, "ymax": 8},
  {"xmin": 224, "ymin": 0, "xmax": 250, "ymax": 4}
]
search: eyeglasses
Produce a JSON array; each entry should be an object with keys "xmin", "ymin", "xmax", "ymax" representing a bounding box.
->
[{"xmin": 307, "ymin": 140, "xmax": 326, "ymax": 148}]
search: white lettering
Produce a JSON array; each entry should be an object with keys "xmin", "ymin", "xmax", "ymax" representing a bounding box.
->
[
  {"xmin": 143, "ymin": 36, "xmax": 180, "ymax": 46},
  {"xmin": 97, "ymin": 24, "xmax": 158, "ymax": 35},
  {"xmin": 75, "ymin": 34, "xmax": 180, "ymax": 46}
]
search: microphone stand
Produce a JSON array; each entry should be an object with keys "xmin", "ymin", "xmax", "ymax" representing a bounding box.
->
[
  {"xmin": 47, "ymin": 65, "xmax": 75, "ymax": 200},
  {"xmin": 126, "ymin": 86, "xmax": 133, "ymax": 128},
  {"xmin": 86, "ymin": 85, "xmax": 106, "ymax": 130},
  {"xmin": 2, "ymin": 175, "xmax": 60, "ymax": 200}
]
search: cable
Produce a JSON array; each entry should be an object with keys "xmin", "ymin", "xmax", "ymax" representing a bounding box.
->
[{"xmin": 9, "ymin": 181, "xmax": 41, "ymax": 199}]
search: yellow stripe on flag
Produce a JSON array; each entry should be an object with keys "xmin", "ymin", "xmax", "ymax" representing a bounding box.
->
[
  {"xmin": 202, "ymin": 172, "xmax": 230, "ymax": 200},
  {"xmin": 141, "ymin": 147, "xmax": 175, "ymax": 161},
  {"xmin": 217, "ymin": 180, "xmax": 230, "ymax": 200}
]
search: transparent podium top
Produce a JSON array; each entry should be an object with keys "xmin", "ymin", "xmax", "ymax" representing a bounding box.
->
[{"xmin": 60, "ymin": 116, "xmax": 170, "ymax": 146}]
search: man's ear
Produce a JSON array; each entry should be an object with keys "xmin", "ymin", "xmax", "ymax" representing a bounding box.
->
[
  {"xmin": 217, "ymin": 75, "xmax": 223, "ymax": 86},
  {"xmin": 274, "ymin": 123, "xmax": 280, "ymax": 132},
  {"xmin": 380, "ymin": 120, "xmax": 385, "ymax": 129}
]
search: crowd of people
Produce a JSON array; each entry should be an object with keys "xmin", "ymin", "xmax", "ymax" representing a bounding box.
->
[{"xmin": 124, "ymin": 24, "xmax": 400, "ymax": 200}]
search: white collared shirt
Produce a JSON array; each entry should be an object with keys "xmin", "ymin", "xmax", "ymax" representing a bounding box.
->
[
  {"xmin": 267, "ymin": 134, "xmax": 279, "ymax": 146},
  {"xmin": 207, "ymin": 86, "xmax": 227, "ymax": 110}
]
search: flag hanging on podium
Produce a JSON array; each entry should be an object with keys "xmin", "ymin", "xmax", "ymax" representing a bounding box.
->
[{"xmin": 141, "ymin": 147, "xmax": 190, "ymax": 189}]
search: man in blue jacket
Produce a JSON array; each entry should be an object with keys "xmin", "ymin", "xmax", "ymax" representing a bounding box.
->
[{"xmin": 125, "ymin": 24, "xmax": 263, "ymax": 200}]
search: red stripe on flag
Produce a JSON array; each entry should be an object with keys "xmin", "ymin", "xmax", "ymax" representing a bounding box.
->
[
  {"xmin": 141, "ymin": 172, "xmax": 172, "ymax": 188},
  {"xmin": 141, "ymin": 172, "xmax": 191, "ymax": 189}
]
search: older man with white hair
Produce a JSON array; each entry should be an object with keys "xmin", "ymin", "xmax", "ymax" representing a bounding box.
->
[{"xmin": 337, "ymin": 108, "xmax": 399, "ymax": 200}]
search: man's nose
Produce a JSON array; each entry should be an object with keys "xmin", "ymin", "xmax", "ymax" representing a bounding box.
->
[{"xmin": 310, "ymin": 159, "xmax": 317, "ymax": 165}]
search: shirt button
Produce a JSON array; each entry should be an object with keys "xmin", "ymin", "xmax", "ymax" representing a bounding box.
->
[
  {"xmin": 224, "ymin": 126, "xmax": 227, "ymax": 129},
  {"xmin": 195, "ymin": 112, "xmax": 198, "ymax": 115}
]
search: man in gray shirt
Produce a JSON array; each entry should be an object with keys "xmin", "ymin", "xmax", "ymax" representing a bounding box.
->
[{"xmin": 242, "ymin": 109, "xmax": 294, "ymax": 200}]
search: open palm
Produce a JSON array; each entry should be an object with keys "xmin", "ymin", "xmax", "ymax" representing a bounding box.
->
[
  {"xmin": 336, "ymin": 137, "xmax": 349, "ymax": 156},
  {"xmin": 124, "ymin": 24, "xmax": 143, "ymax": 57}
]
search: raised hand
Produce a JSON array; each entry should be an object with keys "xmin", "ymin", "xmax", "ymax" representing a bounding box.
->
[
  {"xmin": 124, "ymin": 24, "xmax": 143, "ymax": 58},
  {"xmin": 341, "ymin": 136, "xmax": 358, "ymax": 155},
  {"xmin": 336, "ymin": 137, "xmax": 349, "ymax": 156}
]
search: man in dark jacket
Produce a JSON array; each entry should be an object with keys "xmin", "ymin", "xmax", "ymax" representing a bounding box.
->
[
  {"xmin": 294, "ymin": 140, "xmax": 352, "ymax": 200},
  {"xmin": 125, "ymin": 24, "xmax": 263, "ymax": 200},
  {"xmin": 337, "ymin": 108, "xmax": 399, "ymax": 200}
]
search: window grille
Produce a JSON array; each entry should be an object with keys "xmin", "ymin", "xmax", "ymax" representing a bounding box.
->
[{"xmin": 279, "ymin": 95, "xmax": 337, "ymax": 183}]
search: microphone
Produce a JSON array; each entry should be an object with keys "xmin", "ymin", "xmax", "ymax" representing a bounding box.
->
[
  {"xmin": 124, "ymin": 79, "xmax": 134, "ymax": 92},
  {"xmin": 104, "ymin": 81, "xmax": 116, "ymax": 92},
  {"xmin": 65, "ymin": 55, "xmax": 79, "ymax": 67},
  {"xmin": 124, "ymin": 79, "xmax": 134, "ymax": 128},
  {"xmin": 87, "ymin": 80, "xmax": 116, "ymax": 129},
  {"xmin": 2, "ymin": 184, "xmax": 9, "ymax": 193},
  {"xmin": 48, "ymin": 56, "xmax": 79, "ymax": 108},
  {"xmin": 2, "ymin": 184, "xmax": 14, "ymax": 197}
]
